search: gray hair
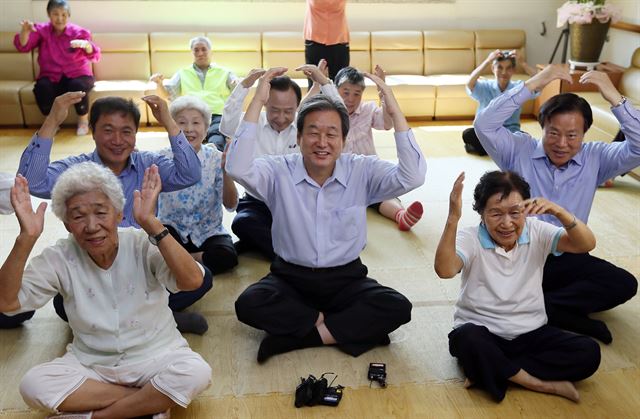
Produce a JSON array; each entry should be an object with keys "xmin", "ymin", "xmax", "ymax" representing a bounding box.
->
[
  {"xmin": 169, "ymin": 95, "xmax": 212, "ymax": 130},
  {"xmin": 189, "ymin": 36, "xmax": 212, "ymax": 51},
  {"xmin": 51, "ymin": 162, "xmax": 125, "ymax": 222}
]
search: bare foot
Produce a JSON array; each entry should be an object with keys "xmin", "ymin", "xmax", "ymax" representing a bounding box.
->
[
  {"xmin": 545, "ymin": 380, "xmax": 580, "ymax": 402},
  {"xmin": 463, "ymin": 378, "xmax": 474, "ymax": 388}
]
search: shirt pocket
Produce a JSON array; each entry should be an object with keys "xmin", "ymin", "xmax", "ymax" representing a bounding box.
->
[{"xmin": 330, "ymin": 205, "xmax": 361, "ymax": 242}]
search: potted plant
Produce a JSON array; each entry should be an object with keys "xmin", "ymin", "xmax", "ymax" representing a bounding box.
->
[{"xmin": 557, "ymin": 0, "xmax": 622, "ymax": 64}]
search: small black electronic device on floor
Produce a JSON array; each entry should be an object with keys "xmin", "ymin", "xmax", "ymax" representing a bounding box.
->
[
  {"xmin": 368, "ymin": 362, "xmax": 387, "ymax": 387},
  {"xmin": 294, "ymin": 373, "xmax": 344, "ymax": 408}
]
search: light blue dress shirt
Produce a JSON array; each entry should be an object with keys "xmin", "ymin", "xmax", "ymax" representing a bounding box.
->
[
  {"xmin": 226, "ymin": 121, "xmax": 427, "ymax": 268},
  {"xmin": 474, "ymin": 83, "xmax": 640, "ymax": 226},
  {"xmin": 18, "ymin": 131, "xmax": 202, "ymax": 228}
]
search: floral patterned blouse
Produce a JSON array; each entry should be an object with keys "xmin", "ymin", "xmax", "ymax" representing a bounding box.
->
[{"xmin": 158, "ymin": 144, "xmax": 236, "ymax": 247}]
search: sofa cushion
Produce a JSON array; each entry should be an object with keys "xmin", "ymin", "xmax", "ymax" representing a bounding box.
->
[
  {"xmin": 150, "ymin": 32, "xmax": 204, "ymax": 77},
  {"xmin": 262, "ymin": 32, "xmax": 305, "ymax": 77},
  {"xmin": 92, "ymin": 33, "xmax": 151, "ymax": 81},
  {"xmin": 371, "ymin": 31, "xmax": 423, "ymax": 75},
  {"xmin": 350, "ymin": 32, "xmax": 371, "ymax": 73},
  {"xmin": 0, "ymin": 32, "xmax": 34, "ymax": 81},
  {"xmin": 423, "ymin": 31, "xmax": 475, "ymax": 76},
  {"xmin": 207, "ymin": 32, "xmax": 262, "ymax": 77},
  {"xmin": 475, "ymin": 30, "xmax": 526, "ymax": 74}
]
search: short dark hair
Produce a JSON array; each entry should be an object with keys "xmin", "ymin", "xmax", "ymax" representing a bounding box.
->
[
  {"xmin": 335, "ymin": 66, "xmax": 365, "ymax": 88},
  {"xmin": 473, "ymin": 171, "xmax": 531, "ymax": 214},
  {"xmin": 47, "ymin": 0, "xmax": 70, "ymax": 14},
  {"xmin": 89, "ymin": 97, "xmax": 141, "ymax": 133},
  {"xmin": 538, "ymin": 93, "xmax": 592, "ymax": 133},
  {"xmin": 270, "ymin": 76, "xmax": 302, "ymax": 106},
  {"xmin": 296, "ymin": 95, "xmax": 349, "ymax": 140},
  {"xmin": 493, "ymin": 54, "xmax": 516, "ymax": 69}
]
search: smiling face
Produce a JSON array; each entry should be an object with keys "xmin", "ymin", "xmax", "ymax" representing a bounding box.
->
[
  {"xmin": 64, "ymin": 191, "xmax": 122, "ymax": 268},
  {"xmin": 92, "ymin": 112, "xmax": 137, "ymax": 175},
  {"xmin": 492, "ymin": 59, "xmax": 515, "ymax": 90},
  {"xmin": 297, "ymin": 109, "xmax": 344, "ymax": 184},
  {"xmin": 266, "ymin": 88, "xmax": 298, "ymax": 133},
  {"xmin": 192, "ymin": 41, "xmax": 211, "ymax": 69},
  {"xmin": 174, "ymin": 108, "xmax": 206, "ymax": 152},
  {"xmin": 337, "ymin": 82, "xmax": 364, "ymax": 115},
  {"xmin": 542, "ymin": 111, "xmax": 585, "ymax": 167},
  {"xmin": 48, "ymin": 6, "xmax": 69, "ymax": 34},
  {"xmin": 481, "ymin": 191, "xmax": 526, "ymax": 252}
]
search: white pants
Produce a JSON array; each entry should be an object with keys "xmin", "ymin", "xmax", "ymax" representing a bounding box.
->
[{"xmin": 19, "ymin": 345, "xmax": 211, "ymax": 413}]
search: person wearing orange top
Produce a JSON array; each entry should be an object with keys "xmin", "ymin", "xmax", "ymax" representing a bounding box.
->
[{"xmin": 304, "ymin": 0, "xmax": 350, "ymax": 85}]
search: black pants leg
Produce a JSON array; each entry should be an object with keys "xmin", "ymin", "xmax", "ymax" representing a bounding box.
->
[
  {"xmin": 206, "ymin": 114, "xmax": 225, "ymax": 151},
  {"xmin": 462, "ymin": 127, "xmax": 488, "ymax": 156},
  {"xmin": 0, "ymin": 311, "xmax": 36, "ymax": 328},
  {"xmin": 543, "ymin": 252, "xmax": 637, "ymax": 315},
  {"xmin": 33, "ymin": 77, "xmax": 59, "ymax": 115},
  {"xmin": 165, "ymin": 225, "xmax": 237, "ymax": 275},
  {"xmin": 168, "ymin": 265, "xmax": 214, "ymax": 312},
  {"xmin": 449, "ymin": 323, "xmax": 600, "ymax": 402},
  {"xmin": 231, "ymin": 194, "xmax": 275, "ymax": 261},
  {"xmin": 64, "ymin": 75, "xmax": 94, "ymax": 116},
  {"xmin": 305, "ymin": 40, "xmax": 350, "ymax": 86},
  {"xmin": 235, "ymin": 257, "xmax": 411, "ymax": 355}
]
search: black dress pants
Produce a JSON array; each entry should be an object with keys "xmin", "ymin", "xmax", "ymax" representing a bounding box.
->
[
  {"xmin": 165, "ymin": 225, "xmax": 237, "ymax": 275},
  {"xmin": 449, "ymin": 323, "xmax": 600, "ymax": 402},
  {"xmin": 235, "ymin": 257, "xmax": 411, "ymax": 355},
  {"xmin": 543, "ymin": 252, "xmax": 637, "ymax": 315},
  {"xmin": 304, "ymin": 40, "xmax": 350, "ymax": 86},
  {"xmin": 33, "ymin": 75, "xmax": 94, "ymax": 116},
  {"xmin": 231, "ymin": 194, "xmax": 275, "ymax": 261},
  {"xmin": 462, "ymin": 127, "xmax": 488, "ymax": 156}
]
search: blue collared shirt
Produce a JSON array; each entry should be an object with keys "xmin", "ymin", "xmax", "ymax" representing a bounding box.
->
[
  {"xmin": 18, "ymin": 131, "xmax": 202, "ymax": 228},
  {"xmin": 226, "ymin": 121, "xmax": 427, "ymax": 268},
  {"xmin": 467, "ymin": 79, "xmax": 522, "ymax": 132},
  {"xmin": 474, "ymin": 83, "xmax": 640, "ymax": 226}
]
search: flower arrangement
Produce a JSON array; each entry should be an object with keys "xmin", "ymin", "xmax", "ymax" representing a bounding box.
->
[{"xmin": 557, "ymin": 0, "xmax": 622, "ymax": 27}]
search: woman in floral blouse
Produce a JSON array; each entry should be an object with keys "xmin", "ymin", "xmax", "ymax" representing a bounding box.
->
[{"xmin": 158, "ymin": 95, "xmax": 239, "ymax": 275}]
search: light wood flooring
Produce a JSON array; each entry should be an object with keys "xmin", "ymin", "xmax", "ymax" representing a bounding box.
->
[{"xmin": 0, "ymin": 121, "xmax": 638, "ymax": 418}]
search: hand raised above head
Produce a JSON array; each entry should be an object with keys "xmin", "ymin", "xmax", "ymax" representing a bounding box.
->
[
  {"xmin": 579, "ymin": 70, "xmax": 622, "ymax": 106},
  {"xmin": 20, "ymin": 20, "xmax": 35, "ymax": 33},
  {"xmin": 295, "ymin": 63, "xmax": 330, "ymax": 85},
  {"xmin": 11, "ymin": 175, "xmax": 46, "ymax": 239},
  {"xmin": 241, "ymin": 69, "xmax": 267, "ymax": 88},
  {"xmin": 253, "ymin": 67, "xmax": 288, "ymax": 104},
  {"xmin": 374, "ymin": 65, "xmax": 386, "ymax": 82},
  {"xmin": 525, "ymin": 63, "xmax": 572, "ymax": 93},
  {"xmin": 149, "ymin": 73, "xmax": 165, "ymax": 84},
  {"xmin": 521, "ymin": 197, "xmax": 559, "ymax": 217}
]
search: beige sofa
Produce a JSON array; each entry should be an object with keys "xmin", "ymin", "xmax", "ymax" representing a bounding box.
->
[{"xmin": 0, "ymin": 29, "xmax": 539, "ymax": 126}]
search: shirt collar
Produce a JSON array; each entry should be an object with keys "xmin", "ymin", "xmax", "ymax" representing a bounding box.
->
[
  {"xmin": 532, "ymin": 140, "xmax": 584, "ymax": 167},
  {"xmin": 351, "ymin": 102, "xmax": 364, "ymax": 116},
  {"xmin": 292, "ymin": 156, "xmax": 347, "ymax": 187},
  {"xmin": 91, "ymin": 150, "xmax": 136, "ymax": 173},
  {"xmin": 478, "ymin": 222, "xmax": 530, "ymax": 249}
]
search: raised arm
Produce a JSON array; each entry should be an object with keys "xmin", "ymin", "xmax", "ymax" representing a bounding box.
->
[
  {"xmin": 298, "ymin": 59, "xmax": 329, "ymax": 106},
  {"xmin": 522, "ymin": 197, "xmax": 595, "ymax": 254},
  {"xmin": 434, "ymin": 172, "xmax": 466, "ymax": 278},
  {"xmin": 0, "ymin": 176, "xmax": 47, "ymax": 312},
  {"xmin": 374, "ymin": 65, "xmax": 394, "ymax": 130},
  {"xmin": 149, "ymin": 73, "xmax": 170, "ymax": 99},
  {"xmin": 219, "ymin": 68, "xmax": 265, "ymax": 137},
  {"xmin": 364, "ymin": 71, "xmax": 408, "ymax": 132},
  {"xmin": 513, "ymin": 50, "xmax": 537, "ymax": 77},
  {"xmin": 220, "ymin": 140, "xmax": 239, "ymax": 210},
  {"xmin": 134, "ymin": 165, "xmax": 203, "ymax": 291},
  {"xmin": 16, "ymin": 20, "xmax": 37, "ymax": 49},
  {"xmin": 467, "ymin": 49, "xmax": 502, "ymax": 92}
]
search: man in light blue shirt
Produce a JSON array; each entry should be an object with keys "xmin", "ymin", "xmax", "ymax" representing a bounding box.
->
[
  {"xmin": 474, "ymin": 64, "xmax": 639, "ymax": 343},
  {"xmin": 463, "ymin": 49, "xmax": 536, "ymax": 155},
  {"xmin": 226, "ymin": 67, "xmax": 426, "ymax": 363}
]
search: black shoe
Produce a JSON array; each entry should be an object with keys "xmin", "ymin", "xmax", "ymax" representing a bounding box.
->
[{"xmin": 464, "ymin": 143, "xmax": 487, "ymax": 156}]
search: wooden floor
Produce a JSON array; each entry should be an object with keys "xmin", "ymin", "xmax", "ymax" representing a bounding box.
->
[{"xmin": 0, "ymin": 121, "xmax": 639, "ymax": 418}]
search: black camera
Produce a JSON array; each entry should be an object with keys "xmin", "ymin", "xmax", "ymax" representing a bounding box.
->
[
  {"xmin": 368, "ymin": 362, "xmax": 387, "ymax": 387},
  {"xmin": 294, "ymin": 373, "xmax": 344, "ymax": 408}
]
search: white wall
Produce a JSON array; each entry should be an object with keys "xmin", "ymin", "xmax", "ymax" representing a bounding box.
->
[{"xmin": 2, "ymin": 0, "xmax": 638, "ymax": 67}]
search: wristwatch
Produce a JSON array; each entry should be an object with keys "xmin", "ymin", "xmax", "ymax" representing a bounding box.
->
[{"xmin": 148, "ymin": 228, "xmax": 170, "ymax": 246}]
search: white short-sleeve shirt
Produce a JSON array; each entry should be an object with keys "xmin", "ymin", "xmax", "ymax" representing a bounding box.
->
[
  {"xmin": 8, "ymin": 228, "xmax": 189, "ymax": 367},
  {"xmin": 454, "ymin": 217, "xmax": 564, "ymax": 340}
]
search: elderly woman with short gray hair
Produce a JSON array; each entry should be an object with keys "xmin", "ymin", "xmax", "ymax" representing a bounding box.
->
[
  {"xmin": 0, "ymin": 162, "xmax": 211, "ymax": 418},
  {"xmin": 157, "ymin": 95, "xmax": 239, "ymax": 276}
]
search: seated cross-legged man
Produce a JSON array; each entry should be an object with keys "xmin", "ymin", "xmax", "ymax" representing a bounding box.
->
[
  {"xmin": 435, "ymin": 171, "xmax": 600, "ymax": 403},
  {"xmin": 8, "ymin": 92, "xmax": 212, "ymax": 335},
  {"xmin": 474, "ymin": 65, "xmax": 640, "ymax": 343},
  {"xmin": 1, "ymin": 163, "xmax": 211, "ymax": 418},
  {"xmin": 463, "ymin": 49, "xmax": 536, "ymax": 155},
  {"xmin": 220, "ymin": 64, "xmax": 341, "ymax": 261},
  {"xmin": 151, "ymin": 36, "xmax": 238, "ymax": 152},
  {"xmin": 227, "ymin": 67, "xmax": 426, "ymax": 363}
]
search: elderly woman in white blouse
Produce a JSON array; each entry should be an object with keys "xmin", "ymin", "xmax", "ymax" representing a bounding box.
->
[
  {"xmin": 0, "ymin": 162, "xmax": 211, "ymax": 418},
  {"xmin": 158, "ymin": 95, "xmax": 239, "ymax": 275}
]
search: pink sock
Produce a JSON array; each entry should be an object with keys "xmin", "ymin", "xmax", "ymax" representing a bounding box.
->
[{"xmin": 395, "ymin": 201, "xmax": 423, "ymax": 231}]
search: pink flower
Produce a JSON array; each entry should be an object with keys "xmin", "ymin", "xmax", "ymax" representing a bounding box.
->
[{"xmin": 557, "ymin": 0, "xmax": 622, "ymax": 27}]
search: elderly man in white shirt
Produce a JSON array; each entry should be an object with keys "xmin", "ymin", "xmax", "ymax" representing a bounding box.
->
[
  {"xmin": 220, "ymin": 64, "xmax": 342, "ymax": 260},
  {"xmin": 226, "ymin": 67, "xmax": 426, "ymax": 363},
  {"xmin": 0, "ymin": 162, "xmax": 211, "ymax": 418}
]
